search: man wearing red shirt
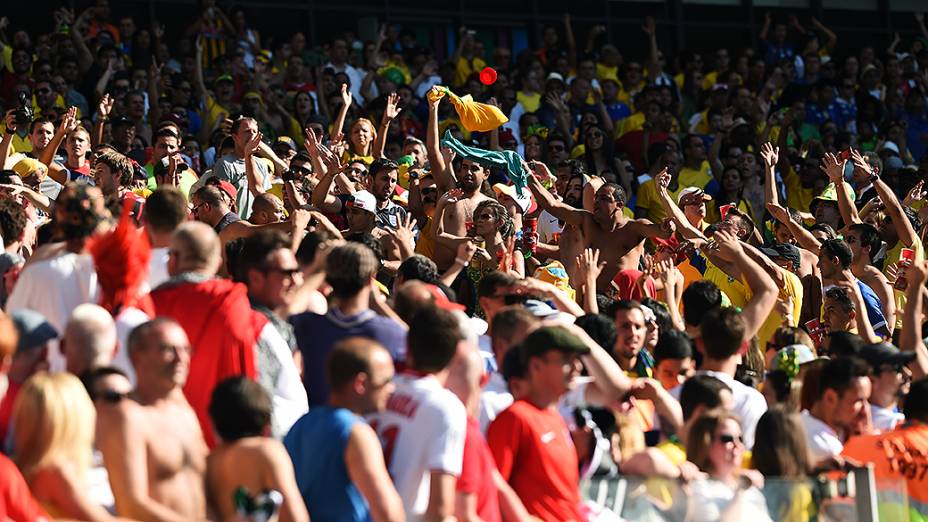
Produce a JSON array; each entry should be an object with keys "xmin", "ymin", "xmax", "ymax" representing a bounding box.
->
[{"xmin": 487, "ymin": 326, "xmax": 593, "ymax": 522}]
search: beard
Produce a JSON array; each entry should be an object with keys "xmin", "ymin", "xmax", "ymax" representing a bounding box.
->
[{"xmin": 459, "ymin": 178, "xmax": 480, "ymax": 193}]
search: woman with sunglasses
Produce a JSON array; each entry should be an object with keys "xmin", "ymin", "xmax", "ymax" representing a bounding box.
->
[
  {"xmin": 436, "ymin": 196, "xmax": 524, "ymax": 316},
  {"xmin": 685, "ymin": 410, "xmax": 772, "ymax": 521},
  {"xmin": 12, "ymin": 372, "xmax": 121, "ymax": 521}
]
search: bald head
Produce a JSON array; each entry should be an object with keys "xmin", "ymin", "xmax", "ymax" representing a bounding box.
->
[
  {"xmin": 392, "ymin": 280, "xmax": 435, "ymax": 324},
  {"xmin": 169, "ymin": 221, "xmax": 222, "ymax": 276},
  {"xmin": 250, "ymin": 193, "xmax": 284, "ymax": 225},
  {"xmin": 64, "ymin": 304, "xmax": 118, "ymax": 376}
]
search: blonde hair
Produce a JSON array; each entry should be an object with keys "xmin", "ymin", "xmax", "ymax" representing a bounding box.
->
[
  {"xmin": 349, "ymin": 118, "xmax": 377, "ymax": 156},
  {"xmin": 12, "ymin": 372, "xmax": 96, "ymax": 481}
]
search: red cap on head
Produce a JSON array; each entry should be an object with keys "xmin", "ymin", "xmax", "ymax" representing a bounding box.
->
[
  {"xmin": 425, "ymin": 284, "xmax": 465, "ymax": 312},
  {"xmin": 218, "ymin": 180, "xmax": 238, "ymax": 202}
]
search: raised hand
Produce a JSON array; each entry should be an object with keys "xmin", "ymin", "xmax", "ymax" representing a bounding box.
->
[
  {"xmin": 527, "ymin": 160, "xmax": 555, "ymax": 182},
  {"xmin": 382, "ymin": 92, "xmax": 402, "ymax": 123},
  {"xmin": 339, "ymin": 83, "xmax": 352, "ymax": 109},
  {"xmin": 303, "ymin": 125, "xmax": 320, "ymax": 156},
  {"xmin": 59, "ymin": 106, "xmax": 79, "ymax": 134},
  {"xmin": 575, "ymin": 248, "xmax": 606, "ymax": 284},
  {"xmin": 97, "ymin": 93, "xmax": 114, "ymax": 120},
  {"xmin": 819, "ymin": 152, "xmax": 845, "ymax": 184},
  {"xmin": 244, "ymin": 131, "xmax": 263, "ymax": 157},
  {"xmin": 439, "ymin": 188, "xmax": 465, "ymax": 206},
  {"xmin": 656, "ymin": 168, "xmax": 671, "ymax": 193},
  {"xmin": 641, "ymin": 17, "xmax": 656, "ymax": 36},
  {"xmin": 385, "ymin": 213, "xmax": 417, "ymax": 253},
  {"xmin": 760, "ymin": 142, "xmax": 779, "ymax": 170},
  {"xmin": 3, "ymin": 110, "xmax": 17, "ymax": 133},
  {"xmin": 849, "ymin": 148, "xmax": 873, "ymax": 177},
  {"xmin": 712, "ymin": 229, "xmax": 743, "ymax": 262},
  {"xmin": 456, "ymin": 240, "xmax": 478, "ymax": 265},
  {"xmin": 904, "ymin": 180, "xmax": 926, "ymax": 207},
  {"xmin": 765, "ymin": 202, "xmax": 791, "ymax": 224}
]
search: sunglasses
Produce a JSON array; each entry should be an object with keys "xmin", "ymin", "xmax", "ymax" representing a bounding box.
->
[
  {"xmin": 263, "ymin": 266, "xmax": 300, "ymax": 278},
  {"xmin": 99, "ymin": 389, "xmax": 130, "ymax": 404},
  {"xmin": 717, "ymin": 434, "xmax": 743, "ymax": 445}
]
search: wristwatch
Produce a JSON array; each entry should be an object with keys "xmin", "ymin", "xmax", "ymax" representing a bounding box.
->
[{"xmin": 868, "ymin": 173, "xmax": 879, "ymax": 183}]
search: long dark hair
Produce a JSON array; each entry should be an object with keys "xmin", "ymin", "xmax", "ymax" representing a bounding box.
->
[{"xmin": 752, "ymin": 406, "xmax": 812, "ymax": 478}]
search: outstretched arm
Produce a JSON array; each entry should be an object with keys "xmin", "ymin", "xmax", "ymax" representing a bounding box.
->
[
  {"xmin": 373, "ymin": 93, "xmax": 401, "ymax": 160},
  {"xmin": 901, "ymin": 261, "xmax": 928, "ymax": 380},
  {"xmin": 713, "ymin": 230, "xmax": 778, "ymax": 339},
  {"xmin": 821, "ymin": 152, "xmax": 861, "ymax": 228},
  {"xmin": 425, "ymin": 90, "xmax": 456, "ymax": 193},
  {"xmin": 853, "ymin": 148, "xmax": 918, "ymax": 247},
  {"xmin": 525, "ymin": 161, "xmax": 588, "ymax": 226}
]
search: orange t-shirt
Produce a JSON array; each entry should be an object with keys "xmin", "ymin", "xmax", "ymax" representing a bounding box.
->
[
  {"xmin": 842, "ymin": 423, "xmax": 928, "ymax": 508},
  {"xmin": 488, "ymin": 400, "xmax": 584, "ymax": 522}
]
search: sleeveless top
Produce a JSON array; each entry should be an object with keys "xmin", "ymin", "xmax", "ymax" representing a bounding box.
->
[{"xmin": 283, "ymin": 407, "xmax": 371, "ymax": 522}]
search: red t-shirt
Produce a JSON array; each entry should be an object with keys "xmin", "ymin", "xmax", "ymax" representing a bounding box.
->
[
  {"xmin": 457, "ymin": 416, "xmax": 502, "ymax": 522},
  {"xmin": 487, "ymin": 399, "xmax": 585, "ymax": 522},
  {"xmin": 0, "ymin": 454, "xmax": 50, "ymax": 521}
]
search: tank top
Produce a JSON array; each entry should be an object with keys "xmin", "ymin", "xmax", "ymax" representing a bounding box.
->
[{"xmin": 283, "ymin": 406, "xmax": 371, "ymax": 522}]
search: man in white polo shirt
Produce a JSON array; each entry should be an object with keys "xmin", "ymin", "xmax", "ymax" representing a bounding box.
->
[
  {"xmin": 802, "ymin": 356, "xmax": 872, "ymax": 462},
  {"xmin": 367, "ymin": 306, "xmax": 466, "ymax": 521}
]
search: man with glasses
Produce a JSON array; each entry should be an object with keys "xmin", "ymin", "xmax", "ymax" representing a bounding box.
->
[
  {"xmin": 488, "ymin": 326, "xmax": 629, "ymax": 521},
  {"xmin": 859, "ymin": 342, "xmax": 915, "ymax": 432},
  {"xmin": 236, "ymin": 231, "xmax": 309, "ymax": 437}
]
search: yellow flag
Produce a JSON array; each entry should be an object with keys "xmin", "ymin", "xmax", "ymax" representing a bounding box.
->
[{"xmin": 429, "ymin": 86, "xmax": 508, "ymax": 132}]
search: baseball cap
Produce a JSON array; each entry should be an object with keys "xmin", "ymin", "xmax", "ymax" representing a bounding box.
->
[
  {"xmin": 243, "ymin": 91, "xmax": 264, "ymax": 104},
  {"xmin": 10, "ymin": 309, "xmax": 58, "ymax": 353},
  {"xmin": 859, "ymin": 342, "xmax": 916, "ymax": 370},
  {"xmin": 519, "ymin": 326, "xmax": 590, "ymax": 360},
  {"xmin": 492, "ymin": 183, "xmax": 535, "ymax": 214},
  {"xmin": 771, "ymin": 344, "xmax": 816, "ymax": 372},
  {"xmin": 214, "ymin": 74, "xmax": 234, "ymax": 86},
  {"xmin": 111, "ymin": 115, "xmax": 134, "ymax": 128},
  {"xmin": 884, "ymin": 156, "xmax": 904, "ymax": 171},
  {"xmin": 346, "ymin": 190, "xmax": 377, "ymax": 214},
  {"xmin": 677, "ymin": 187, "xmax": 712, "ymax": 206},
  {"xmin": 546, "ymin": 72, "xmax": 565, "ymax": 84},
  {"xmin": 217, "ymin": 180, "xmax": 238, "ymax": 202},
  {"xmin": 11, "ymin": 158, "xmax": 45, "ymax": 178},
  {"xmin": 424, "ymin": 284, "xmax": 465, "ymax": 312},
  {"xmin": 760, "ymin": 243, "xmax": 801, "ymax": 270},
  {"xmin": 273, "ymin": 136, "xmax": 297, "ymax": 152},
  {"xmin": 881, "ymin": 141, "xmax": 901, "ymax": 156}
]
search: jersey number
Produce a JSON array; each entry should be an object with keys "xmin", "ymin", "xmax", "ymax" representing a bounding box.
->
[{"xmin": 368, "ymin": 421, "xmax": 399, "ymax": 466}]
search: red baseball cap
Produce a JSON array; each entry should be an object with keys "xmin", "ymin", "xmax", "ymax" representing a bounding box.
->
[
  {"xmin": 425, "ymin": 284, "xmax": 465, "ymax": 312},
  {"xmin": 217, "ymin": 180, "xmax": 238, "ymax": 202}
]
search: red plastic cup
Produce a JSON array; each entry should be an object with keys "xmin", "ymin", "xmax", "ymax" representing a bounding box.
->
[{"xmin": 719, "ymin": 204, "xmax": 735, "ymax": 220}]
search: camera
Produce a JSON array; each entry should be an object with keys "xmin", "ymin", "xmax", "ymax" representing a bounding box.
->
[
  {"xmin": 12, "ymin": 92, "xmax": 33, "ymax": 126},
  {"xmin": 282, "ymin": 169, "xmax": 299, "ymax": 182}
]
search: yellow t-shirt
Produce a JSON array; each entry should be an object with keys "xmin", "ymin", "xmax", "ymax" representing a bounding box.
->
[
  {"xmin": 206, "ymin": 94, "xmax": 231, "ymax": 134},
  {"xmin": 678, "ymin": 161, "xmax": 713, "ymax": 190},
  {"xmin": 704, "ymin": 258, "xmax": 748, "ymax": 309},
  {"xmin": 615, "ymin": 111, "xmax": 645, "ymax": 139},
  {"xmin": 516, "ymin": 91, "xmax": 541, "ymax": 113},
  {"xmin": 751, "ymin": 269, "xmax": 803, "ymax": 350},
  {"xmin": 656, "ymin": 440, "xmax": 753, "ymax": 469},
  {"xmin": 454, "ymin": 56, "xmax": 487, "ymax": 88},
  {"xmin": 0, "ymin": 123, "xmax": 32, "ymax": 154},
  {"xmin": 596, "ymin": 63, "xmax": 618, "ymax": 83},
  {"xmin": 414, "ymin": 217, "xmax": 435, "ymax": 260},
  {"xmin": 782, "ymin": 166, "xmax": 815, "ymax": 213},
  {"xmin": 886, "ymin": 236, "xmax": 925, "ymax": 330},
  {"xmin": 701, "ymin": 71, "xmax": 720, "ymax": 91},
  {"xmin": 636, "ymin": 179, "xmax": 685, "ymax": 224}
]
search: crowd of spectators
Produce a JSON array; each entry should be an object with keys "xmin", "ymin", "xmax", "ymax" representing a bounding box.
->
[{"xmin": 2, "ymin": 0, "xmax": 928, "ymax": 520}]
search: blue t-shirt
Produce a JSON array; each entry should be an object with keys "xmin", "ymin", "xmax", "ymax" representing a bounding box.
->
[
  {"xmin": 289, "ymin": 308, "xmax": 406, "ymax": 406},
  {"xmin": 284, "ymin": 407, "xmax": 371, "ymax": 522},
  {"xmin": 857, "ymin": 280, "xmax": 889, "ymax": 337}
]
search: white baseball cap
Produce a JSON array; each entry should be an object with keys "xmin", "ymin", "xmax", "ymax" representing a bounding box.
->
[{"xmin": 347, "ymin": 190, "xmax": 377, "ymax": 214}]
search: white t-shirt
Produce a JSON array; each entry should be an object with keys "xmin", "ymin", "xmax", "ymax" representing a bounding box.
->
[
  {"xmin": 367, "ymin": 374, "xmax": 466, "ymax": 518},
  {"xmin": 147, "ymin": 247, "xmax": 170, "ymax": 290},
  {"xmin": 870, "ymin": 403, "xmax": 904, "ymax": 433},
  {"xmin": 696, "ymin": 371, "xmax": 767, "ymax": 449},
  {"xmin": 112, "ymin": 307, "xmax": 151, "ymax": 385},
  {"xmin": 801, "ymin": 410, "xmax": 844, "ymax": 461},
  {"xmin": 688, "ymin": 478, "xmax": 772, "ymax": 522},
  {"xmin": 537, "ymin": 209, "xmax": 562, "ymax": 244},
  {"xmin": 479, "ymin": 371, "xmax": 513, "ymax": 434},
  {"xmin": 6, "ymin": 252, "xmax": 99, "ymax": 372},
  {"xmin": 257, "ymin": 323, "xmax": 309, "ymax": 438}
]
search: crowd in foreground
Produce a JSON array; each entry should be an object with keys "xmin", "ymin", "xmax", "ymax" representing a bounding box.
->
[{"xmin": 2, "ymin": 1, "xmax": 928, "ymax": 521}]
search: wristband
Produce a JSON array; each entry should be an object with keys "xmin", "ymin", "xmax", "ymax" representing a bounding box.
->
[
  {"xmin": 4, "ymin": 127, "xmax": 14, "ymax": 135},
  {"xmin": 455, "ymin": 257, "xmax": 470, "ymax": 266},
  {"xmin": 869, "ymin": 174, "xmax": 879, "ymax": 183}
]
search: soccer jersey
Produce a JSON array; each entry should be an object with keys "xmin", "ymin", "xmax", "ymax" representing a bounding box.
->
[
  {"xmin": 367, "ymin": 373, "xmax": 466, "ymax": 519},
  {"xmin": 487, "ymin": 399, "xmax": 584, "ymax": 522}
]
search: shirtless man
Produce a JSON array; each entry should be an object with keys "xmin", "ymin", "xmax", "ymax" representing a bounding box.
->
[
  {"xmin": 425, "ymin": 88, "xmax": 492, "ymax": 270},
  {"xmin": 526, "ymin": 162, "xmax": 674, "ymax": 292},
  {"xmin": 97, "ymin": 318, "xmax": 209, "ymax": 522}
]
